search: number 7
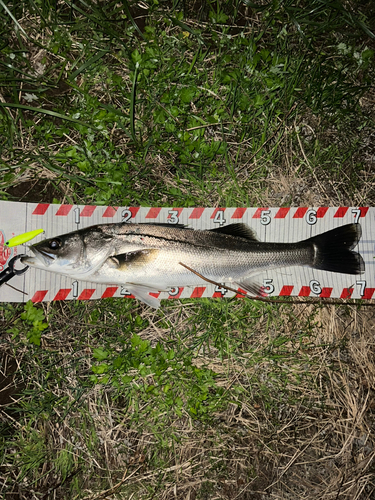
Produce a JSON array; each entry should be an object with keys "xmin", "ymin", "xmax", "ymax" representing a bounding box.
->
[{"xmin": 352, "ymin": 208, "xmax": 361, "ymax": 223}]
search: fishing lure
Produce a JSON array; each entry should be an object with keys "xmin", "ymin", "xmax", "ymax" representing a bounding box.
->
[{"xmin": 4, "ymin": 229, "xmax": 44, "ymax": 247}]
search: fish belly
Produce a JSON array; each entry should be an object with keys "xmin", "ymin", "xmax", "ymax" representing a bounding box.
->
[{"xmin": 89, "ymin": 244, "xmax": 311, "ymax": 289}]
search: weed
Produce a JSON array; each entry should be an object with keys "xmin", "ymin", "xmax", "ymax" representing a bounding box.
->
[
  {"xmin": 6, "ymin": 300, "xmax": 48, "ymax": 345},
  {"xmin": 0, "ymin": 1, "xmax": 375, "ymax": 499}
]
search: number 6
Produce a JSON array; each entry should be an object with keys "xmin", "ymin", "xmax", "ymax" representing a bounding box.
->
[
  {"xmin": 306, "ymin": 209, "xmax": 317, "ymax": 225},
  {"xmin": 310, "ymin": 280, "xmax": 322, "ymax": 295}
]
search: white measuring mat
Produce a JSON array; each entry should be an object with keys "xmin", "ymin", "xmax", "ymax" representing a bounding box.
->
[{"xmin": 0, "ymin": 201, "xmax": 373, "ymax": 304}]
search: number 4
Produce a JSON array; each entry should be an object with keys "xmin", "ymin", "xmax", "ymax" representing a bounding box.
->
[
  {"xmin": 214, "ymin": 285, "xmax": 227, "ymax": 296},
  {"xmin": 213, "ymin": 210, "xmax": 226, "ymax": 226}
]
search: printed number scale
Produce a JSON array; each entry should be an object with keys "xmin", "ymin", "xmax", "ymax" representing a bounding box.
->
[{"xmin": 0, "ymin": 202, "xmax": 373, "ymax": 303}]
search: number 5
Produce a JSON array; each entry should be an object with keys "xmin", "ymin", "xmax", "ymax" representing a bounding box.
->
[
  {"xmin": 260, "ymin": 210, "xmax": 271, "ymax": 226},
  {"xmin": 263, "ymin": 279, "xmax": 274, "ymax": 294}
]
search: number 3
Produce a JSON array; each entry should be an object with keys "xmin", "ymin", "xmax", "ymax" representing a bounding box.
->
[{"xmin": 168, "ymin": 210, "xmax": 179, "ymax": 224}]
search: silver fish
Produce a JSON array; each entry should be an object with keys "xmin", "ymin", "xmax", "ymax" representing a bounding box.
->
[{"xmin": 21, "ymin": 222, "xmax": 364, "ymax": 308}]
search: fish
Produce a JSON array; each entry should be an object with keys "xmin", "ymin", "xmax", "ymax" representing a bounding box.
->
[{"xmin": 21, "ymin": 222, "xmax": 365, "ymax": 308}]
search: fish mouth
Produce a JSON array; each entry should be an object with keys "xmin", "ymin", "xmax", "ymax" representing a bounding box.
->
[{"xmin": 21, "ymin": 246, "xmax": 55, "ymax": 267}]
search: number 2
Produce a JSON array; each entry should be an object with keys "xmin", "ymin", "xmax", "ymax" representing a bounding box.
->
[{"xmin": 122, "ymin": 209, "xmax": 132, "ymax": 222}]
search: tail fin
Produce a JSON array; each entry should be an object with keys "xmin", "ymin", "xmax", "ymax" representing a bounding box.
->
[{"xmin": 306, "ymin": 224, "xmax": 365, "ymax": 274}]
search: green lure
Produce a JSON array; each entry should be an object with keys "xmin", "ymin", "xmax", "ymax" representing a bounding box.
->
[{"xmin": 4, "ymin": 229, "xmax": 44, "ymax": 247}]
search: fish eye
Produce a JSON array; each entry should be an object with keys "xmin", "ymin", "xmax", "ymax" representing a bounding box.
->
[{"xmin": 48, "ymin": 238, "xmax": 62, "ymax": 250}]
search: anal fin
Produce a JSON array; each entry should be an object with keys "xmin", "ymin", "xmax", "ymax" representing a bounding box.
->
[{"xmin": 236, "ymin": 279, "xmax": 266, "ymax": 297}]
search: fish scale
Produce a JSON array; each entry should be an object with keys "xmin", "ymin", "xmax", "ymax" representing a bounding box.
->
[
  {"xmin": 20, "ymin": 222, "xmax": 364, "ymax": 308},
  {"xmin": 1, "ymin": 202, "xmax": 372, "ymax": 305}
]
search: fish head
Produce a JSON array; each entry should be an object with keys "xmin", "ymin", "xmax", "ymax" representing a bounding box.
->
[{"xmin": 21, "ymin": 226, "xmax": 114, "ymax": 277}]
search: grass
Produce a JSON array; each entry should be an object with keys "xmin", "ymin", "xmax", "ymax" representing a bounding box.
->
[{"xmin": 1, "ymin": 0, "xmax": 375, "ymax": 499}]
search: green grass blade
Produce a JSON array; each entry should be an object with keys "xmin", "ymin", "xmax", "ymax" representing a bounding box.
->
[
  {"xmin": 354, "ymin": 18, "xmax": 375, "ymax": 39},
  {"xmin": 130, "ymin": 61, "xmax": 139, "ymax": 144},
  {"xmin": 166, "ymin": 14, "xmax": 204, "ymax": 44},
  {"xmin": 69, "ymin": 49, "xmax": 110, "ymax": 80},
  {"xmin": 120, "ymin": 0, "xmax": 146, "ymax": 40},
  {"xmin": 0, "ymin": 103, "xmax": 100, "ymax": 130},
  {"xmin": 0, "ymin": 0, "xmax": 27, "ymax": 36},
  {"xmin": 0, "ymin": 61, "xmax": 38, "ymax": 81},
  {"xmin": 64, "ymin": 0, "xmax": 125, "ymax": 42}
]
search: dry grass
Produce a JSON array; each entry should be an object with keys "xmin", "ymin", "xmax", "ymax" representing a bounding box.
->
[
  {"xmin": 1, "ymin": 301, "xmax": 375, "ymax": 499},
  {"xmin": 1, "ymin": 1, "xmax": 375, "ymax": 499}
]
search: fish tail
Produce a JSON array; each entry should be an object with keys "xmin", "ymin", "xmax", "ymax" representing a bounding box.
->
[{"xmin": 306, "ymin": 223, "xmax": 365, "ymax": 274}]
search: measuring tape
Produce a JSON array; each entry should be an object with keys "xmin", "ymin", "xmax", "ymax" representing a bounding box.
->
[{"xmin": 0, "ymin": 201, "xmax": 373, "ymax": 303}]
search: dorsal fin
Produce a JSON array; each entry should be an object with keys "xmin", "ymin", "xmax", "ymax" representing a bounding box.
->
[{"xmin": 210, "ymin": 223, "xmax": 258, "ymax": 241}]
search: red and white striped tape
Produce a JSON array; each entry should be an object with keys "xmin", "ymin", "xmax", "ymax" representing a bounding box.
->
[
  {"xmin": 29, "ymin": 204, "xmax": 369, "ymax": 220},
  {"xmin": 0, "ymin": 201, "xmax": 373, "ymax": 304}
]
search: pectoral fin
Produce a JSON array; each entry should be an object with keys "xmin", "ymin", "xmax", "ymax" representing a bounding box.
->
[{"xmin": 107, "ymin": 249, "xmax": 159, "ymax": 269}]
